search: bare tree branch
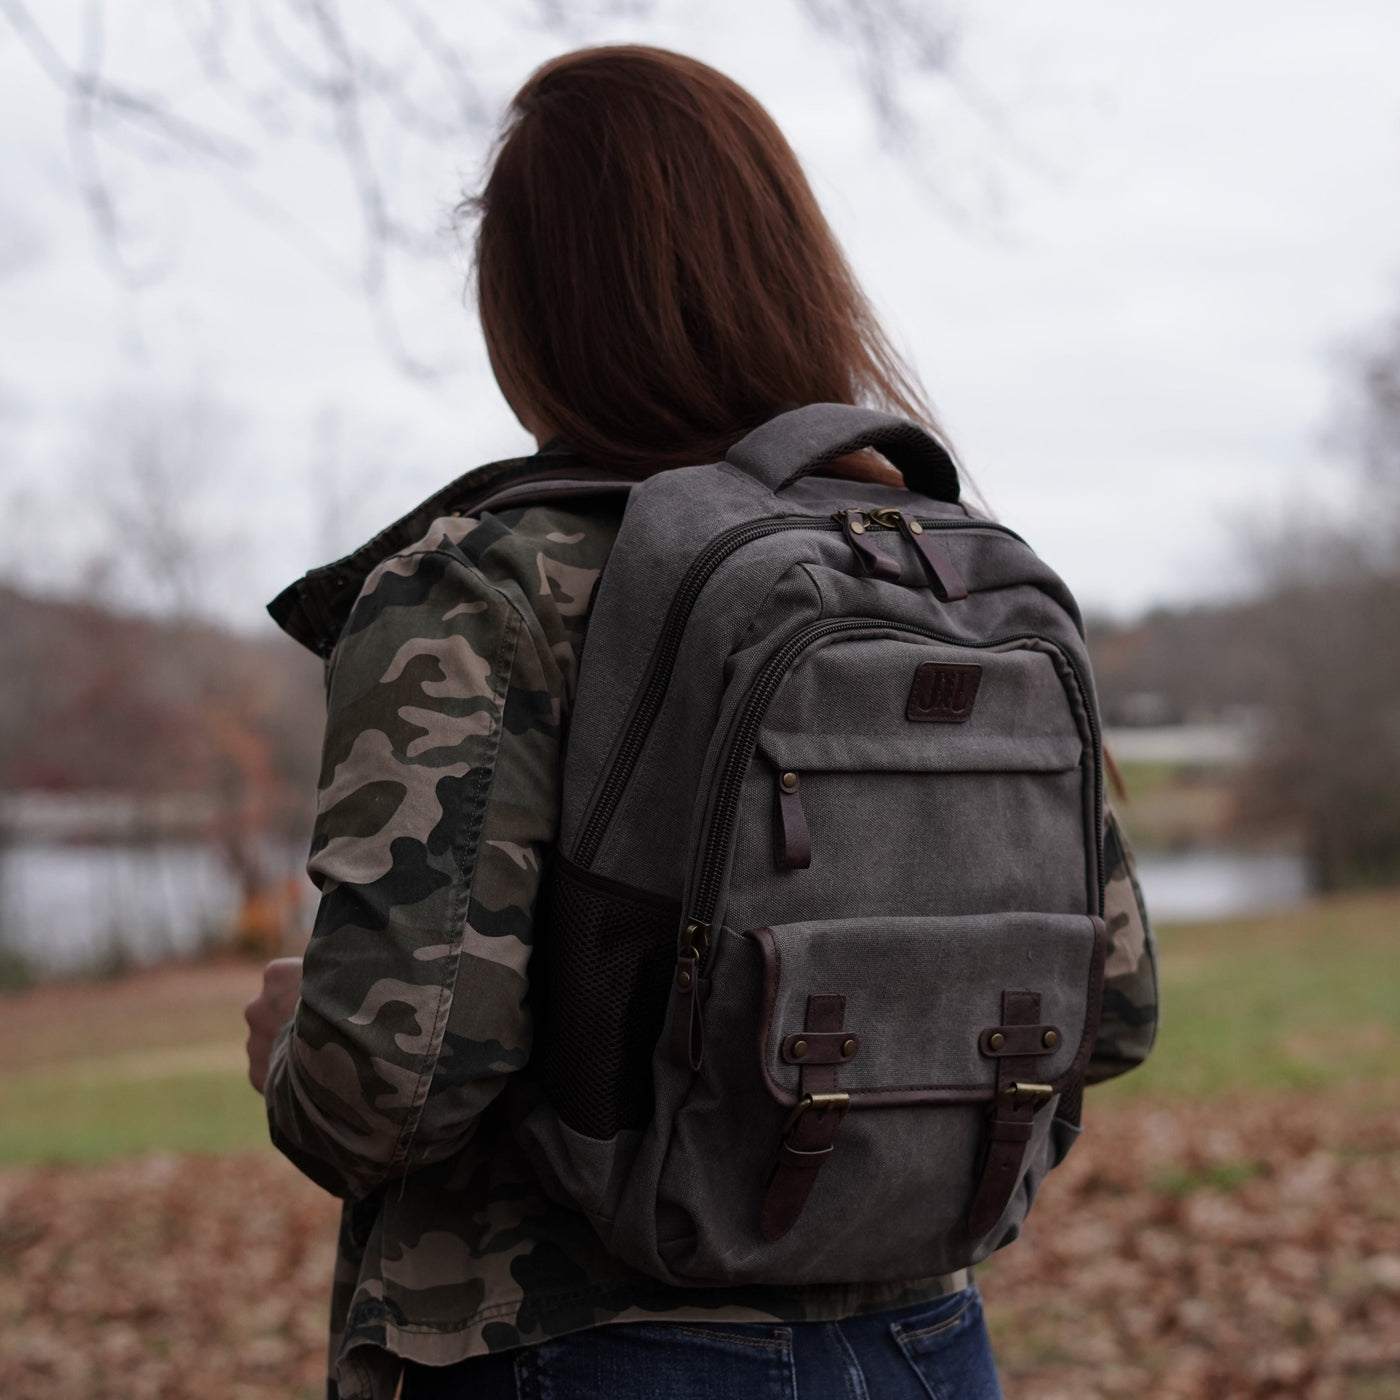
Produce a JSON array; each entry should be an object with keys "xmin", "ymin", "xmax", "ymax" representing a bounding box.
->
[
  {"xmin": 82, "ymin": 391, "xmax": 245, "ymax": 616},
  {"xmin": 2, "ymin": 0, "xmax": 995, "ymax": 373}
]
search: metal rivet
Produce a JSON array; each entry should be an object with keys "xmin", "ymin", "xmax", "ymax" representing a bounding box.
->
[
  {"xmin": 1042, "ymin": 1030, "xmax": 1059, "ymax": 1049},
  {"xmin": 841, "ymin": 1038, "xmax": 857, "ymax": 1058},
  {"xmin": 849, "ymin": 520, "xmax": 865, "ymax": 534},
  {"xmin": 781, "ymin": 771, "xmax": 799, "ymax": 791},
  {"xmin": 677, "ymin": 969, "xmax": 692, "ymax": 990},
  {"xmin": 792, "ymin": 1039, "xmax": 808, "ymax": 1059},
  {"xmin": 989, "ymin": 1032, "xmax": 1005, "ymax": 1051},
  {"xmin": 909, "ymin": 519, "xmax": 924, "ymax": 534}
]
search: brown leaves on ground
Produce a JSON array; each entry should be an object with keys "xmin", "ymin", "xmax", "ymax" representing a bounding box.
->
[
  {"xmin": 983, "ymin": 1090, "xmax": 1400, "ymax": 1398},
  {"xmin": 1, "ymin": 1092, "xmax": 1398, "ymax": 1399},
  {"xmin": 0, "ymin": 1152, "xmax": 337, "ymax": 1400}
]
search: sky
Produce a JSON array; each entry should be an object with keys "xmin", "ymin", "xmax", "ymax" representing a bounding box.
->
[{"xmin": 1, "ymin": 0, "xmax": 1398, "ymax": 626}]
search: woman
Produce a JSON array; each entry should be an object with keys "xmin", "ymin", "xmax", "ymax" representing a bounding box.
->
[{"xmin": 246, "ymin": 45, "xmax": 1157, "ymax": 1400}]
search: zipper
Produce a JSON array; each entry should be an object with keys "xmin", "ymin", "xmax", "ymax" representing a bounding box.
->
[
  {"xmin": 573, "ymin": 513, "xmax": 1025, "ymax": 867},
  {"xmin": 683, "ymin": 616, "xmax": 1105, "ymax": 938}
]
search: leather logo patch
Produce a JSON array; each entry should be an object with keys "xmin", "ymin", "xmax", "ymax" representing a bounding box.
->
[{"xmin": 907, "ymin": 662, "xmax": 982, "ymax": 723}]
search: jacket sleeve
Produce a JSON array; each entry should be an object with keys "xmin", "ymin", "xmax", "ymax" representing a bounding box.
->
[
  {"xmin": 1085, "ymin": 806, "xmax": 1159, "ymax": 1085},
  {"xmin": 264, "ymin": 543, "xmax": 563, "ymax": 1200}
]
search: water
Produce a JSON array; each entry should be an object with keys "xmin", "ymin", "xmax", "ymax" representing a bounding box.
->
[
  {"xmin": 1133, "ymin": 849, "xmax": 1310, "ymax": 924},
  {"xmin": 0, "ymin": 842, "xmax": 298, "ymax": 975},
  {"xmin": 0, "ymin": 840, "xmax": 1310, "ymax": 975}
]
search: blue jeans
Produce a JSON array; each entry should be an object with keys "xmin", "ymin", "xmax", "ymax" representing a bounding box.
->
[{"xmin": 401, "ymin": 1287, "xmax": 1002, "ymax": 1399}]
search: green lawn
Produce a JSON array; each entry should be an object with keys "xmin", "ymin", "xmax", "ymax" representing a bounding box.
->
[
  {"xmin": 0, "ymin": 1063, "xmax": 270, "ymax": 1164},
  {"xmin": 2, "ymin": 890, "xmax": 1398, "ymax": 1165},
  {"xmin": 0, "ymin": 962, "xmax": 272, "ymax": 1166},
  {"xmin": 1097, "ymin": 887, "xmax": 1400, "ymax": 1101}
]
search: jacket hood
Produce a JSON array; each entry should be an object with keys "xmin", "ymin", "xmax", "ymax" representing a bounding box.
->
[{"xmin": 267, "ymin": 447, "xmax": 632, "ymax": 658}]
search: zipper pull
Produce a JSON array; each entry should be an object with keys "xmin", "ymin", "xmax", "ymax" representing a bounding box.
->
[
  {"xmin": 773, "ymin": 769, "xmax": 812, "ymax": 870},
  {"xmin": 892, "ymin": 513, "xmax": 968, "ymax": 601},
  {"xmin": 668, "ymin": 919, "xmax": 709, "ymax": 1071},
  {"xmin": 834, "ymin": 509, "xmax": 902, "ymax": 582}
]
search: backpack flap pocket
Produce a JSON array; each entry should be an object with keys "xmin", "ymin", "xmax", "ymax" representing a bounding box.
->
[{"xmin": 748, "ymin": 912, "xmax": 1105, "ymax": 1260}]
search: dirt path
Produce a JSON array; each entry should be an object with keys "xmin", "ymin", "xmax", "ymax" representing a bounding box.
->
[{"xmin": 3, "ymin": 1089, "xmax": 1399, "ymax": 1399}]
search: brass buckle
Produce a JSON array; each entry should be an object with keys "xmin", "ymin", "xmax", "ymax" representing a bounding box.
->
[
  {"xmin": 781, "ymin": 1091, "xmax": 851, "ymax": 1136},
  {"xmin": 1002, "ymin": 1081, "xmax": 1055, "ymax": 1104}
]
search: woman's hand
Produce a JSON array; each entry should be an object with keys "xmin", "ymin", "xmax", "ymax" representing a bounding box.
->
[{"xmin": 245, "ymin": 957, "xmax": 303, "ymax": 1093}]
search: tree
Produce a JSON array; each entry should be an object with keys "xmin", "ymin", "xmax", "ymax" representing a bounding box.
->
[
  {"xmin": 80, "ymin": 389, "xmax": 244, "ymax": 617},
  {"xmin": 0, "ymin": 0, "xmax": 975, "ymax": 378},
  {"xmin": 0, "ymin": 2, "xmax": 1012, "ymax": 621},
  {"xmin": 1233, "ymin": 316, "xmax": 1400, "ymax": 890}
]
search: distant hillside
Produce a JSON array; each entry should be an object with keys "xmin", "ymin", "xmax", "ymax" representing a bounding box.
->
[
  {"xmin": 1087, "ymin": 598, "xmax": 1282, "ymax": 727},
  {"xmin": 0, "ymin": 586, "xmax": 324, "ymax": 839},
  {"xmin": 0, "ymin": 582, "xmax": 1286, "ymax": 813}
]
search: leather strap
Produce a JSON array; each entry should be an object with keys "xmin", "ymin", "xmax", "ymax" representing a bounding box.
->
[
  {"xmin": 773, "ymin": 771, "xmax": 812, "ymax": 870},
  {"xmin": 977, "ymin": 1023, "xmax": 1062, "ymax": 1057},
  {"xmin": 760, "ymin": 994, "xmax": 851, "ymax": 1241},
  {"xmin": 837, "ymin": 510, "xmax": 903, "ymax": 581},
  {"xmin": 666, "ymin": 952, "xmax": 705, "ymax": 1072},
  {"xmin": 967, "ymin": 989, "xmax": 1045, "ymax": 1238},
  {"xmin": 781, "ymin": 1030, "xmax": 859, "ymax": 1064},
  {"xmin": 897, "ymin": 516, "xmax": 968, "ymax": 601}
]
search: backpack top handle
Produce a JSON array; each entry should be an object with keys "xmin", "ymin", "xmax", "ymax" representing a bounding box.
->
[{"xmin": 725, "ymin": 403, "xmax": 961, "ymax": 504}]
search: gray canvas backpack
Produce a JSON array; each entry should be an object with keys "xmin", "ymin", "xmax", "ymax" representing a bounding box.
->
[{"xmin": 517, "ymin": 402, "xmax": 1107, "ymax": 1287}]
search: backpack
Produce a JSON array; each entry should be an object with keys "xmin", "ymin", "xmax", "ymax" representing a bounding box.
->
[{"xmin": 519, "ymin": 402, "xmax": 1107, "ymax": 1286}]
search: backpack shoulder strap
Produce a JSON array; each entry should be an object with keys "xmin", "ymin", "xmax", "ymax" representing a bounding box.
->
[
  {"xmin": 268, "ymin": 452, "xmax": 634, "ymax": 657},
  {"xmin": 726, "ymin": 404, "xmax": 960, "ymax": 503}
]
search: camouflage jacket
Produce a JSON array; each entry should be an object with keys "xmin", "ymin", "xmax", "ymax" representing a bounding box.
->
[{"xmin": 264, "ymin": 485, "xmax": 1158, "ymax": 1400}]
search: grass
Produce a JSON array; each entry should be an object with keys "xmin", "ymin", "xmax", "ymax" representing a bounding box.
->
[
  {"xmin": 0, "ymin": 961, "xmax": 272, "ymax": 1166},
  {"xmin": 1098, "ymin": 886, "xmax": 1400, "ymax": 1101},
  {"xmin": 0, "ymin": 1064, "xmax": 270, "ymax": 1164},
  {"xmin": 1, "ymin": 889, "xmax": 1398, "ymax": 1165}
]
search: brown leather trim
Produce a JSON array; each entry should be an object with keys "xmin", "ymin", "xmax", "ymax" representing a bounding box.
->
[
  {"xmin": 759, "ymin": 993, "xmax": 850, "ymax": 1239},
  {"xmin": 781, "ymin": 1030, "xmax": 859, "ymax": 1065},
  {"xmin": 967, "ymin": 988, "xmax": 1044, "ymax": 1238},
  {"xmin": 666, "ymin": 953, "xmax": 705, "ymax": 1072},
  {"xmin": 773, "ymin": 770, "xmax": 812, "ymax": 870},
  {"xmin": 837, "ymin": 510, "xmax": 903, "ymax": 581},
  {"xmin": 978, "ymin": 1024, "xmax": 1064, "ymax": 1058},
  {"xmin": 906, "ymin": 662, "xmax": 982, "ymax": 723},
  {"xmin": 899, "ymin": 518, "xmax": 969, "ymax": 602}
]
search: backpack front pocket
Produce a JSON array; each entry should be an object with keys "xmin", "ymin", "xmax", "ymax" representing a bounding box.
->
[{"xmin": 654, "ymin": 910, "xmax": 1104, "ymax": 1284}]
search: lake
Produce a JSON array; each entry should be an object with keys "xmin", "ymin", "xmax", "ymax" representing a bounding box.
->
[
  {"xmin": 0, "ymin": 840, "xmax": 1313, "ymax": 976},
  {"xmin": 0, "ymin": 842, "xmax": 302, "ymax": 975},
  {"xmin": 1132, "ymin": 849, "xmax": 1309, "ymax": 924}
]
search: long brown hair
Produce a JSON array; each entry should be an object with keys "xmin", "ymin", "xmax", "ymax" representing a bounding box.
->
[{"xmin": 470, "ymin": 45, "xmax": 945, "ymax": 478}]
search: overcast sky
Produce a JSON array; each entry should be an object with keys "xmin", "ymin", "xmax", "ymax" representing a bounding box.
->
[{"xmin": 1, "ymin": 1, "xmax": 1398, "ymax": 626}]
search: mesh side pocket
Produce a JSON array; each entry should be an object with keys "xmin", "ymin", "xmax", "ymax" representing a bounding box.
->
[{"xmin": 532, "ymin": 854, "xmax": 681, "ymax": 1139}]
